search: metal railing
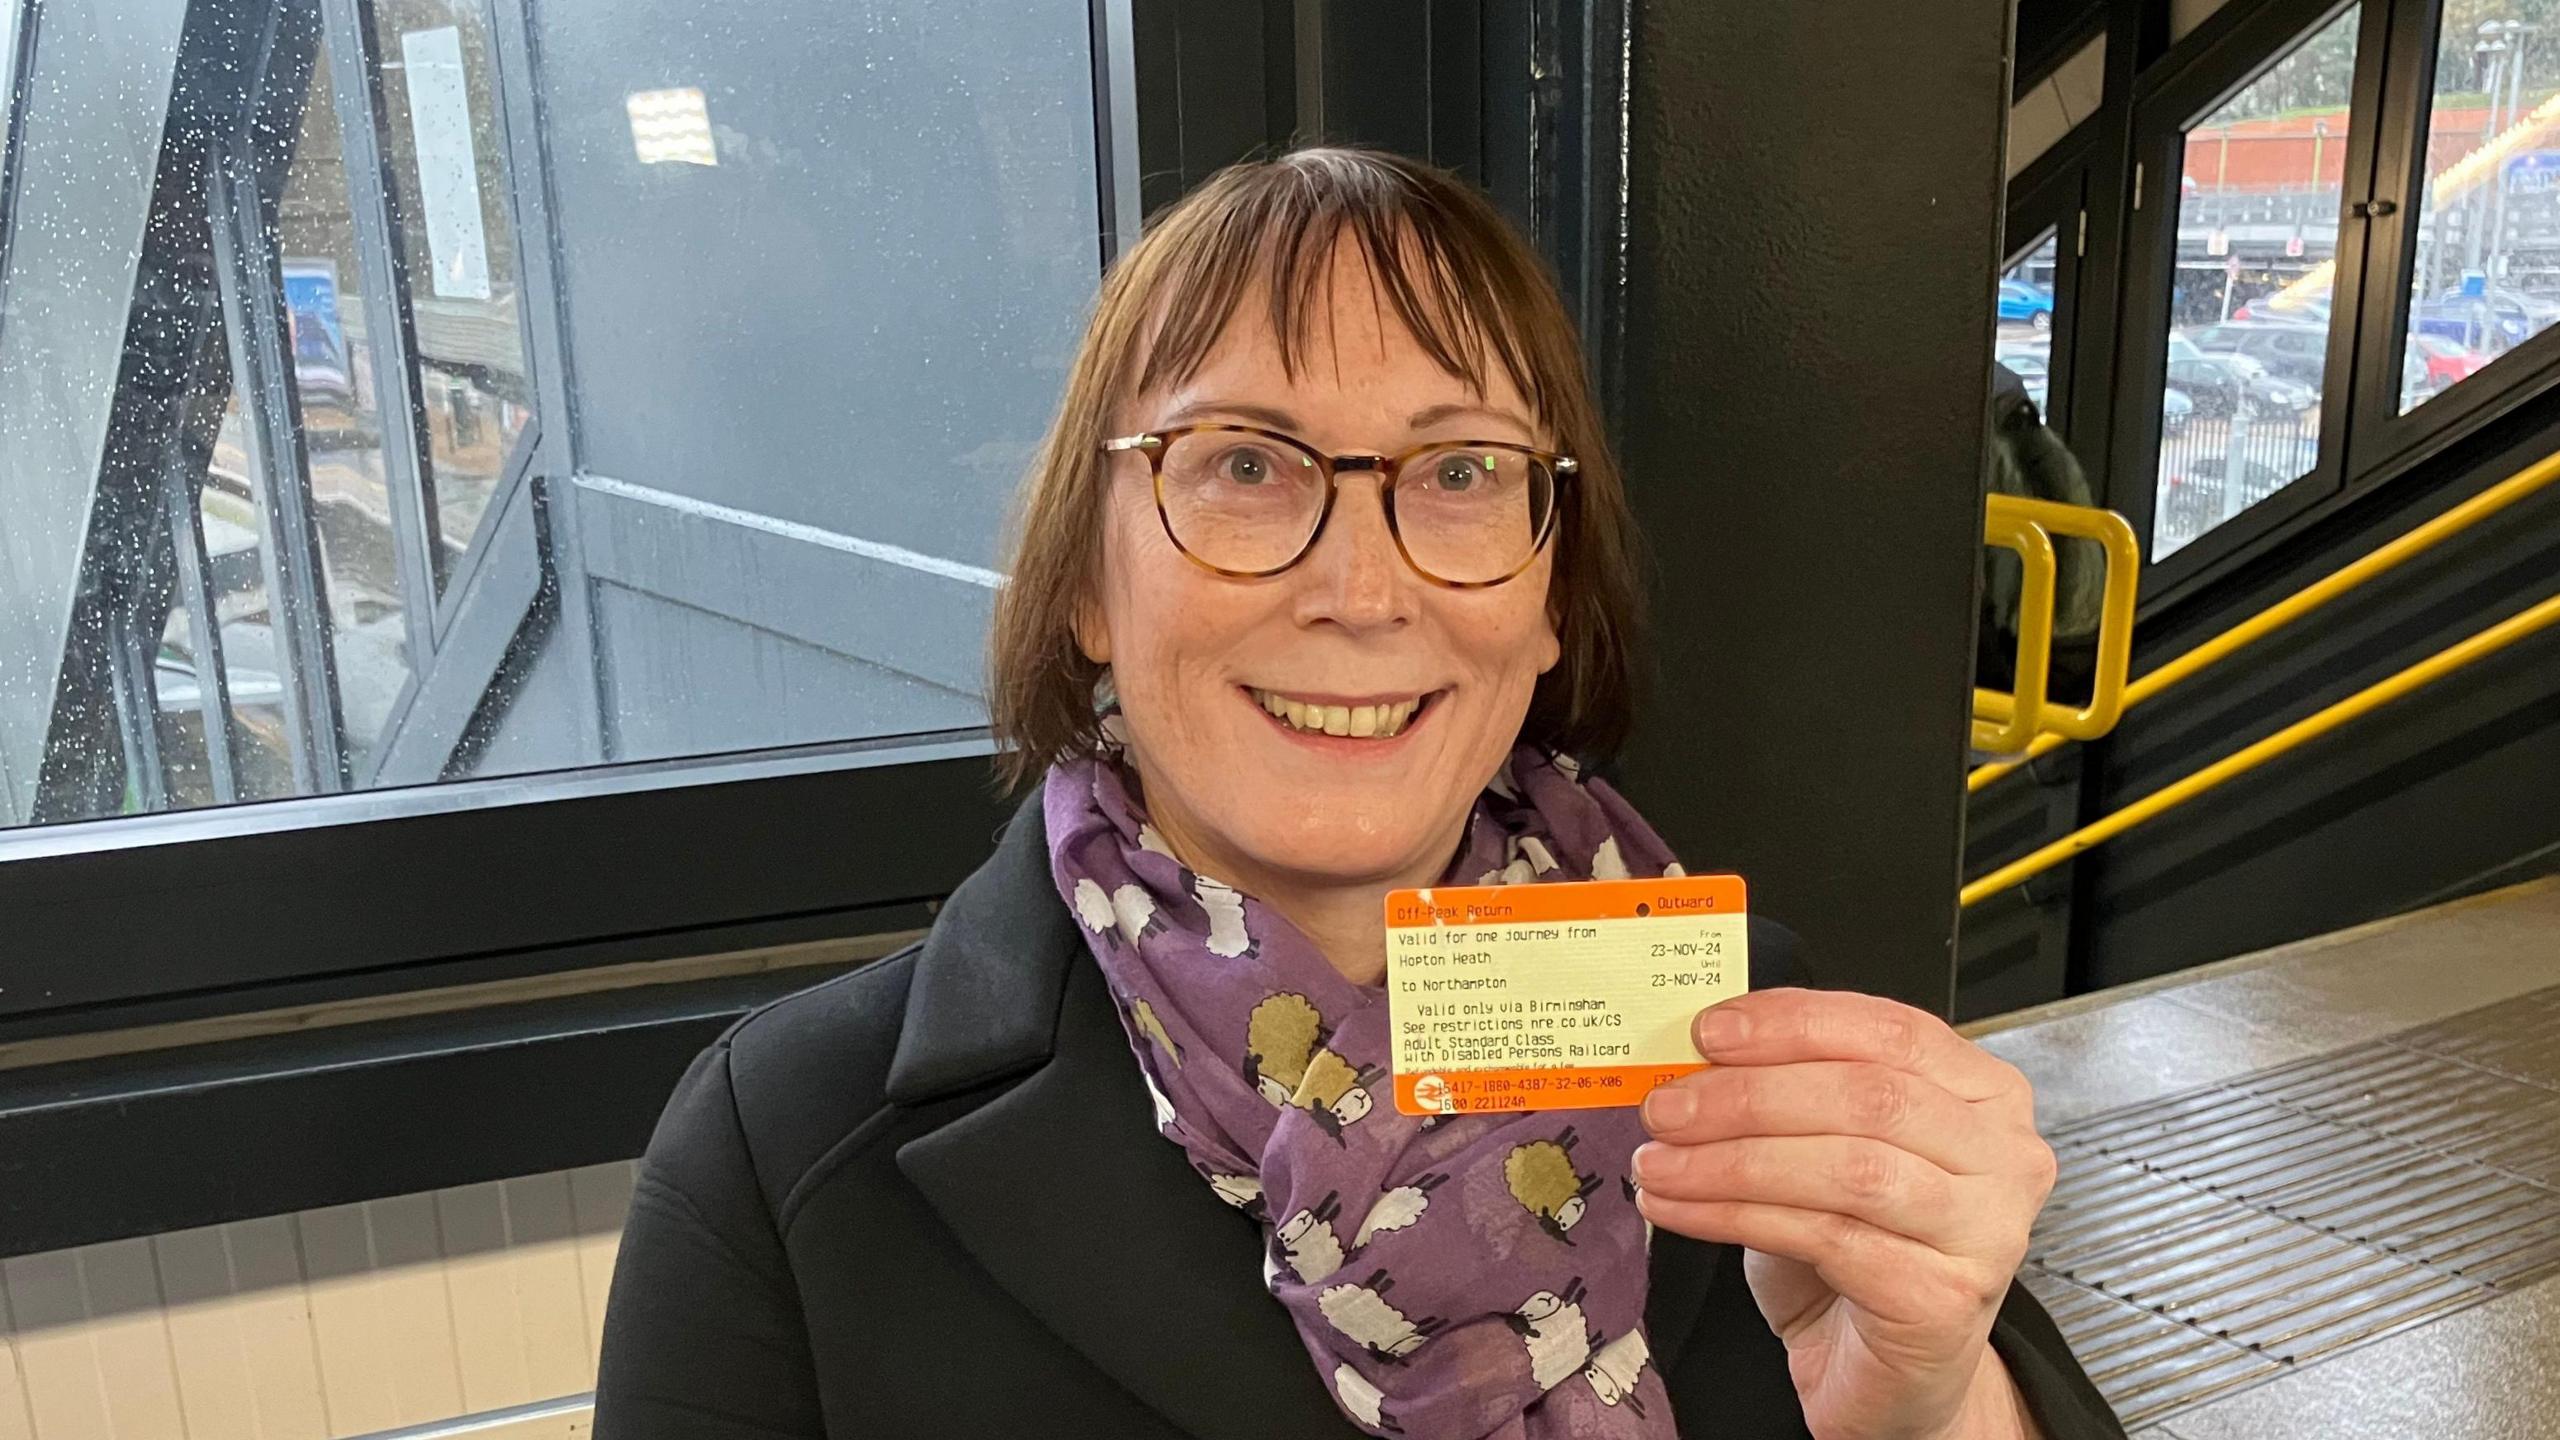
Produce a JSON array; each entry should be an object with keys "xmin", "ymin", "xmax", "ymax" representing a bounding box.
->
[
  {"xmin": 1960, "ymin": 449, "xmax": 2560, "ymax": 908},
  {"xmin": 1974, "ymin": 495, "xmax": 2141, "ymax": 749},
  {"xmin": 1974, "ymin": 504, "xmax": 2059, "ymax": 754}
]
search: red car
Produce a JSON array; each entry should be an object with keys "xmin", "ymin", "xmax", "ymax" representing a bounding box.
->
[{"xmin": 2412, "ymin": 333, "xmax": 2488, "ymax": 390}]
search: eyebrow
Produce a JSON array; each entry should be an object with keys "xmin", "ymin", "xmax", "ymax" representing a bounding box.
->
[
  {"xmin": 1406, "ymin": 401, "xmax": 1535, "ymax": 435},
  {"xmin": 1157, "ymin": 400, "xmax": 1302, "ymax": 431},
  {"xmin": 1155, "ymin": 398, "xmax": 1536, "ymax": 438}
]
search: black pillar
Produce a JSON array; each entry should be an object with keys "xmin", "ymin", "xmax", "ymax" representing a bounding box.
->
[{"xmin": 1612, "ymin": 0, "xmax": 2014, "ymax": 1013}]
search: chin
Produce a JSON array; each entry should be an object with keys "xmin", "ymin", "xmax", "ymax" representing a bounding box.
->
[{"xmin": 1244, "ymin": 796, "xmax": 1457, "ymax": 887}]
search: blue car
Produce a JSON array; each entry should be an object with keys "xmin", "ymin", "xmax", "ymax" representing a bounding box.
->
[
  {"xmin": 2413, "ymin": 288, "xmax": 2560, "ymax": 351},
  {"xmin": 1998, "ymin": 279, "xmax": 2056, "ymax": 331}
]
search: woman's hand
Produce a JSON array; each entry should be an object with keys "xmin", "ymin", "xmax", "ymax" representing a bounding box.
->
[{"xmin": 1632, "ymin": 989, "xmax": 2056, "ymax": 1440}]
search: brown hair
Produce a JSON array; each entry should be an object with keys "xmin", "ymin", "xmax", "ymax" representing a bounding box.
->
[{"xmin": 988, "ymin": 147, "xmax": 1643, "ymax": 788}]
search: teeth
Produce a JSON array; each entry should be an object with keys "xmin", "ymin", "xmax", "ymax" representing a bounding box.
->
[{"xmin": 1250, "ymin": 690, "xmax": 1426, "ymax": 739}]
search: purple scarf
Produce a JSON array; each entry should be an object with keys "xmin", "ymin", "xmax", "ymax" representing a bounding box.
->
[{"xmin": 1044, "ymin": 747, "xmax": 1685, "ymax": 1440}]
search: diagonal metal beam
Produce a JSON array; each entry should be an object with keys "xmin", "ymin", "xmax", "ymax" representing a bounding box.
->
[{"xmin": 209, "ymin": 129, "xmax": 349, "ymax": 793}]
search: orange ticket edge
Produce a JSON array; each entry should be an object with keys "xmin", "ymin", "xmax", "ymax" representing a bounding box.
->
[
  {"xmin": 1394, "ymin": 1062, "xmax": 1707, "ymax": 1116},
  {"xmin": 1384, "ymin": 873, "xmax": 1746, "ymax": 928}
]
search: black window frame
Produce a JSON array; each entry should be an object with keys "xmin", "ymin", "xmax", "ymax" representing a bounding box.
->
[
  {"xmin": 2004, "ymin": 137, "xmax": 2096, "ymax": 438},
  {"xmin": 1970, "ymin": 0, "xmax": 2560, "ymax": 1027},
  {"xmin": 0, "ymin": 0, "xmax": 1144, "ymax": 1045},
  {"xmin": 2343, "ymin": 0, "xmax": 2560, "ymax": 477},
  {"xmin": 2019, "ymin": 0, "xmax": 2112, "ymax": 103},
  {"xmin": 0, "ymin": 0, "xmax": 1569, "ymax": 1057},
  {"xmin": 2111, "ymin": 0, "xmax": 2392, "ymax": 607},
  {"xmin": 2100, "ymin": 0, "xmax": 2560, "ymax": 616},
  {"xmin": 2, "ymin": 0, "xmax": 1613, "ymax": 1258}
]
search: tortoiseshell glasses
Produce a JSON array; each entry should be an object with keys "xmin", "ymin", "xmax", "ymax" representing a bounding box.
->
[{"xmin": 1100, "ymin": 424, "xmax": 1573, "ymax": 588}]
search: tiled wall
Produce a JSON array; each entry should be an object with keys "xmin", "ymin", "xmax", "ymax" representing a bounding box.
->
[
  {"xmin": 0, "ymin": 936, "xmax": 897, "ymax": 1440},
  {"xmin": 0, "ymin": 1163, "xmax": 634, "ymax": 1440}
]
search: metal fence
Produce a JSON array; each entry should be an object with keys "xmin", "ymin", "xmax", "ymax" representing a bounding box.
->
[{"xmin": 2154, "ymin": 406, "xmax": 2319, "ymax": 556}]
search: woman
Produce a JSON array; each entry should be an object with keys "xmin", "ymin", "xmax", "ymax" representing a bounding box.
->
[{"xmin": 595, "ymin": 149, "xmax": 2121, "ymax": 1440}]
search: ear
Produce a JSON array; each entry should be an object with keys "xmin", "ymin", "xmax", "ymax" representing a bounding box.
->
[
  {"xmin": 1073, "ymin": 591, "xmax": 1113, "ymax": 666},
  {"xmin": 1537, "ymin": 571, "xmax": 1565, "ymax": 676}
]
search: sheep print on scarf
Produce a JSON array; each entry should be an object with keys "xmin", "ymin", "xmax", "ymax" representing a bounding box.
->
[{"xmin": 1043, "ymin": 747, "xmax": 1688, "ymax": 1440}]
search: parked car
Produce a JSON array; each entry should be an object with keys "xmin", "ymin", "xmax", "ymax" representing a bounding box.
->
[
  {"xmin": 2410, "ymin": 333, "xmax": 2488, "ymax": 391},
  {"xmin": 2230, "ymin": 356, "xmax": 2316, "ymax": 413},
  {"xmin": 2411, "ymin": 300, "xmax": 2502, "ymax": 352},
  {"xmin": 2190, "ymin": 320, "xmax": 2331, "ymax": 388},
  {"xmin": 2157, "ymin": 456, "xmax": 2294, "ymax": 544},
  {"xmin": 2166, "ymin": 333, "xmax": 2314, "ymax": 416},
  {"xmin": 2186, "ymin": 455, "xmax": 2297, "ymax": 506},
  {"xmin": 1996, "ymin": 348, "xmax": 2051, "ymax": 413},
  {"xmin": 2162, "ymin": 385, "xmax": 2194, "ymax": 436},
  {"xmin": 2165, "ymin": 333, "xmax": 2244, "ymax": 417},
  {"xmin": 2418, "ymin": 285, "xmax": 2560, "ymax": 350},
  {"xmin": 1998, "ymin": 279, "xmax": 2056, "ymax": 330},
  {"xmin": 2156, "ymin": 469, "xmax": 2218, "ymax": 547}
]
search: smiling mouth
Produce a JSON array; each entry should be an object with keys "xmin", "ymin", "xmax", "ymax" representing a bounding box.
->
[{"xmin": 1244, "ymin": 687, "xmax": 1439, "ymax": 739}]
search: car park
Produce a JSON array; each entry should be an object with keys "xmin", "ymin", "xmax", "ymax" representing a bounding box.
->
[
  {"xmin": 2162, "ymin": 385, "xmax": 2194, "ymax": 436},
  {"xmin": 2190, "ymin": 320, "xmax": 2331, "ymax": 388},
  {"xmin": 1997, "ymin": 279, "xmax": 2056, "ymax": 330}
]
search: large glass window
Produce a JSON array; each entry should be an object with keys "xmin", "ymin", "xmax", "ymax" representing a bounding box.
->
[
  {"xmin": 0, "ymin": 0, "xmax": 1104, "ymax": 830},
  {"xmin": 0, "ymin": 0, "xmax": 26, "ymax": 309},
  {"xmin": 1, "ymin": 1, "xmax": 21, "ymax": 154},
  {"xmin": 2400, "ymin": 6, "xmax": 2560, "ymax": 412},
  {"xmin": 1996, "ymin": 234, "xmax": 2062, "ymax": 418},
  {"xmin": 1982, "ymin": 228, "xmax": 2089, "ymax": 706},
  {"xmin": 2155, "ymin": 4, "xmax": 2361, "ymax": 561},
  {"xmin": 367, "ymin": 0, "xmax": 534, "ymax": 587},
  {"xmin": 278, "ymin": 44, "xmax": 416, "ymax": 770},
  {"xmin": 159, "ymin": 398, "xmax": 304, "ymax": 804},
  {"xmin": 0, "ymin": 1, "xmax": 20, "ymax": 152}
]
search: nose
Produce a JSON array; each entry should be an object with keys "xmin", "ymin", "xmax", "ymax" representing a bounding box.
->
[{"xmin": 1292, "ymin": 469, "xmax": 1416, "ymax": 633}]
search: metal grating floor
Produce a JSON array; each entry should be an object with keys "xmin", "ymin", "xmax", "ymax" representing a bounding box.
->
[{"xmin": 2026, "ymin": 983, "xmax": 2560, "ymax": 1429}]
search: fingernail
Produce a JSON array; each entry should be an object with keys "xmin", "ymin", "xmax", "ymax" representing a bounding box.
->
[
  {"xmin": 1642, "ymin": 1085, "xmax": 1695, "ymax": 1132},
  {"xmin": 1695, "ymin": 1006, "xmax": 1749, "ymax": 1054},
  {"xmin": 1632, "ymin": 1142, "xmax": 1670, "ymax": 1185}
]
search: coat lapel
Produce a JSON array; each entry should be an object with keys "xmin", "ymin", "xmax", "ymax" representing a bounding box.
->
[
  {"xmin": 889, "ymin": 796, "xmax": 1367, "ymax": 1440},
  {"xmin": 885, "ymin": 796, "xmax": 1791, "ymax": 1435}
]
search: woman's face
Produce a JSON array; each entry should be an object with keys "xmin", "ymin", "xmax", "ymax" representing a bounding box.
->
[{"xmin": 1079, "ymin": 246, "xmax": 1562, "ymax": 898}]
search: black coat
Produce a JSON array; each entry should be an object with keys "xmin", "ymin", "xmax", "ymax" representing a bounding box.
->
[{"xmin": 594, "ymin": 797, "xmax": 2124, "ymax": 1439}]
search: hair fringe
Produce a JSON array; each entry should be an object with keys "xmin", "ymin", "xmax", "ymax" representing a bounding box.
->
[{"xmin": 989, "ymin": 147, "xmax": 1643, "ymax": 792}]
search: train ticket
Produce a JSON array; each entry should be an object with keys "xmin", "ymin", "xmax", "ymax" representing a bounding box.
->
[{"xmin": 1383, "ymin": 873, "xmax": 1749, "ymax": 1115}]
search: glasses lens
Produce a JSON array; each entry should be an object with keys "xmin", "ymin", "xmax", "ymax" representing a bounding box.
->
[
  {"xmin": 1392, "ymin": 446, "xmax": 1556, "ymax": 583},
  {"xmin": 1156, "ymin": 430, "xmax": 1328, "ymax": 573}
]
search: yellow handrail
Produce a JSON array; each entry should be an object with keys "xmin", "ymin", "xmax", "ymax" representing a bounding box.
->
[
  {"xmin": 1970, "ymin": 449, "xmax": 2560, "ymax": 792},
  {"xmin": 1972, "ymin": 495, "xmax": 2143, "ymax": 742},
  {"xmin": 1960, "ymin": 588, "xmax": 2560, "ymax": 907},
  {"xmin": 1974, "ymin": 509, "xmax": 2057, "ymax": 753}
]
